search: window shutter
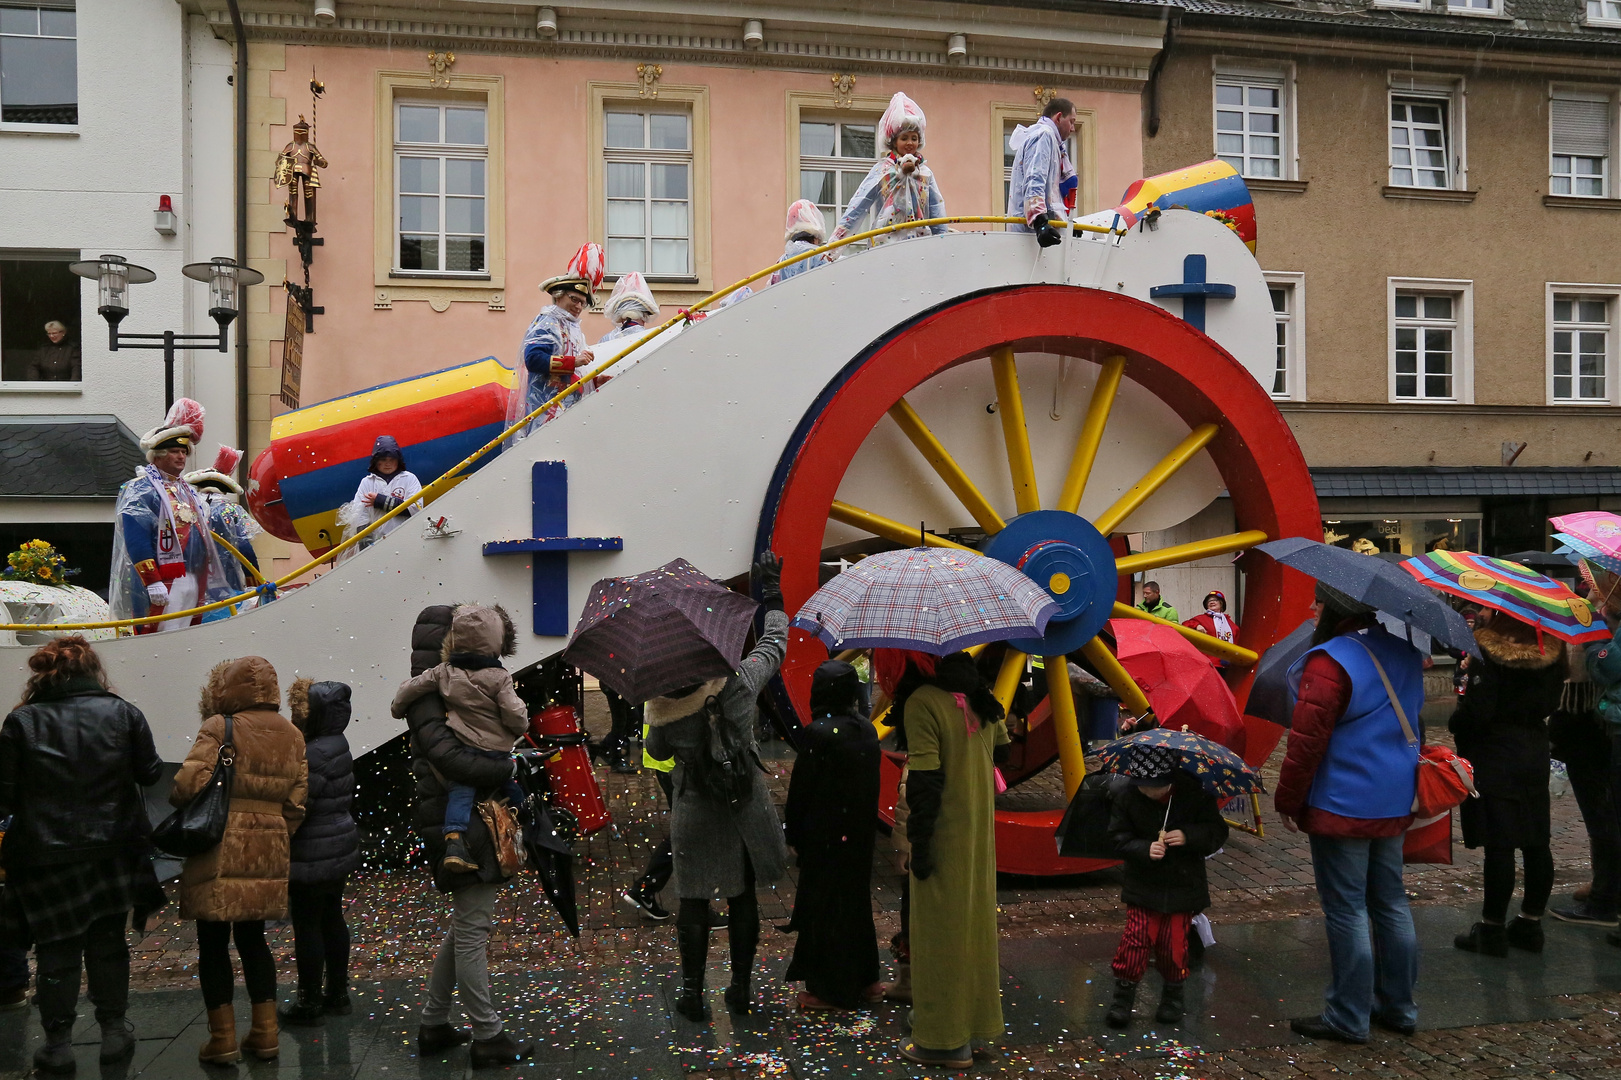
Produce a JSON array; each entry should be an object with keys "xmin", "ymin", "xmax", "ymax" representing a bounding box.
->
[{"xmin": 1552, "ymin": 97, "xmax": 1611, "ymax": 158}]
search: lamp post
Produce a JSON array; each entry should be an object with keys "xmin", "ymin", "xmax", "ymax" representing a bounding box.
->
[{"xmin": 69, "ymin": 254, "xmax": 265, "ymax": 408}]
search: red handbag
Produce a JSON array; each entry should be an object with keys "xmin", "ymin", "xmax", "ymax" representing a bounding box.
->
[{"xmin": 1403, "ymin": 811, "xmax": 1453, "ymax": 864}]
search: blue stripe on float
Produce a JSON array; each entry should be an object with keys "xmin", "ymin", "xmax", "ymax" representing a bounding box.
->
[{"xmin": 279, "ymin": 423, "xmax": 507, "ymax": 525}]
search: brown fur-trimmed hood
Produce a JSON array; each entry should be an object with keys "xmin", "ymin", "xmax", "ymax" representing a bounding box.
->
[
  {"xmin": 1476, "ymin": 620, "xmax": 1565, "ymax": 669},
  {"xmin": 287, "ymin": 676, "xmax": 312, "ymax": 729},
  {"xmin": 439, "ymin": 603, "xmax": 517, "ymax": 661},
  {"xmin": 644, "ymin": 677, "xmax": 727, "ymax": 727}
]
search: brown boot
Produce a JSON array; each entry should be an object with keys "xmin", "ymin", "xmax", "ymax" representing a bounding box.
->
[
  {"xmin": 241, "ymin": 1000, "xmax": 279, "ymax": 1060},
  {"xmin": 198, "ymin": 1004, "xmax": 240, "ymax": 1065}
]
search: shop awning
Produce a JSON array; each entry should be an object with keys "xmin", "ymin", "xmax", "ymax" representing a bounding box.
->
[
  {"xmin": 1313, "ymin": 467, "xmax": 1621, "ymax": 499},
  {"xmin": 0, "ymin": 415, "xmax": 146, "ymax": 497}
]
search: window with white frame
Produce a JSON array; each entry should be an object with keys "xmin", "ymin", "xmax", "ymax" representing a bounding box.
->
[
  {"xmin": 0, "ymin": 3, "xmax": 75, "ymax": 125},
  {"xmin": 1551, "ymin": 293, "xmax": 1613, "ymax": 403},
  {"xmin": 1214, "ymin": 74, "xmax": 1286, "ymax": 179},
  {"xmin": 1265, "ymin": 275, "xmax": 1303, "ymax": 400},
  {"xmin": 1389, "ymin": 97, "xmax": 1452, "ymax": 188},
  {"xmin": 604, "ymin": 108, "xmax": 693, "ymax": 278},
  {"xmin": 394, "ymin": 100, "xmax": 488, "ymax": 274},
  {"xmin": 1002, "ymin": 119, "xmax": 1080, "ymax": 210},
  {"xmin": 1393, "ymin": 290, "xmax": 1464, "ymax": 401},
  {"xmin": 1445, "ymin": 0, "xmax": 1500, "ymax": 13},
  {"xmin": 1587, "ymin": 0, "xmax": 1621, "ymax": 24},
  {"xmin": 1550, "ymin": 92, "xmax": 1612, "ymax": 198},
  {"xmin": 801, "ymin": 116, "xmax": 878, "ymax": 233}
]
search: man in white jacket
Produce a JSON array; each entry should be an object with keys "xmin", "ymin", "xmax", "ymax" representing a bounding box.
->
[{"xmin": 1006, "ymin": 97, "xmax": 1079, "ymax": 249}]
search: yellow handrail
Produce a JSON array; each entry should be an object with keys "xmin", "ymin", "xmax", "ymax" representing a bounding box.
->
[{"xmin": 0, "ymin": 214, "xmax": 1124, "ymax": 633}]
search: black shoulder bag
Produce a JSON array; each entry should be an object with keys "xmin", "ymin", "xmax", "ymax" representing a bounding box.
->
[{"xmin": 153, "ymin": 715, "xmax": 236, "ymax": 857}]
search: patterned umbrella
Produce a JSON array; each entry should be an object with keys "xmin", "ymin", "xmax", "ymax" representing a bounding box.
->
[
  {"xmin": 565, "ymin": 558, "xmax": 759, "ymax": 703},
  {"xmin": 1551, "ymin": 511, "xmax": 1621, "ymax": 577},
  {"xmin": 1094, "ymin": 727, "xmax": 1264, "ymax": 798},
  {"xmin": 790, "ymin": 547, "xmax": 1058, "ymax": 655},
  {"xmin": 1401, "ymin": 550, "xmax": 1608, "ymax": 645}
]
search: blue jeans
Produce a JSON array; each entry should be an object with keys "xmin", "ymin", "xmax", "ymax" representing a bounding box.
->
[
  {"xmin": 1309, "ymin": 832, "xmax": 1418, "ymax": 1040},
  {"xmin": 443, "ymin": 749, "xmax": 521, "ymax": 836}
]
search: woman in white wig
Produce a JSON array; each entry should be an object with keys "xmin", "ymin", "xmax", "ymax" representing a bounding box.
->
[
  {"xmin": 770, "ymin": 200, "xmax": 830, "ymax": 285},
  {"xmin": 829, "ymin": 93, "xmax": 947, "ymax": 246},
  {"xmin": 598, "ymin": 272, "xmax": 660, "ymax": 344}
]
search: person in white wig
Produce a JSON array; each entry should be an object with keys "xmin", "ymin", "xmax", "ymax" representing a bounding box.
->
[{"xmin": 829, "ymin": 93, "xmax": 947, "ymax": 246}]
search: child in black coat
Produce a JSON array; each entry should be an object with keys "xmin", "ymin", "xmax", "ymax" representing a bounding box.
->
[{"xmin": 1105, "ymin": 760, "xmax": 1228, "ymax": 1028}]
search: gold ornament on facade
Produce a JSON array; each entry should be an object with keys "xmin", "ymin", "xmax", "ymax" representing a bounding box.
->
[
  {"xmin": 830, "ymin": 73, "xmax": 857, "ymax": 108},
  {"xmin": 274, "ymin": 114, "xmax": 328, "ymax": 226},
  {"xmin": 427, "ymin": 50, "xmax": 456, "ymax": 88},
  {"xmin": 1033, "ymin": 86, "xmax": 1058, "ymax": 107},
  {"xmin": 636, "ymin": 63, "xmax": 664, "ymax": 99}
]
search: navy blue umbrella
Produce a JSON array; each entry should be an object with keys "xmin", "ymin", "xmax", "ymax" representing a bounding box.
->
[
  {"xmin": 1255, "ymin": 538, "xmax": 1479, "ymax": 656},
  {"xmin": 1243, "ymin": 618, "xmax": 1314, "ymax": 729}
]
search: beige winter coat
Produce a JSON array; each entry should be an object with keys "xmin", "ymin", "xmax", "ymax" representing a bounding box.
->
[
  {"xmin": 390, "ymin": 604, "xmax": 528, "ymax": 752},
  {"xmin": 170, "ymin": 656, "xmax": 308, "ymax": 922}
]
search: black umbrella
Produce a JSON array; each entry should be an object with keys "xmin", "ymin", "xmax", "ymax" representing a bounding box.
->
[
  {"xmin": 1242, "ymin": 618, "xmax": 1314, "ymax": 729},
  {"xmin": 565, "ymin": 558, "xmax": 759, "ymax": 703},
  {"xmin": 1255, "ymin": 538, "xmax": 1479, "ymax": 656},
  {"xmin": 515, "ymin": 754, "xmax": 580, "ymax": 937},
  {"xmin": 1505, "ymin": 550, "xmax": 1579, "ymax": 576}
]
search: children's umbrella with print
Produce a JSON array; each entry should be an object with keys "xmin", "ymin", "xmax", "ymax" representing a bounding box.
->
[
  {"xmin": 1094, "ymin": 727, "xmax": 1264, "ymax": 799},
  {"xmin": 1400, "ymin": 550, "xmax": 1609, "ymax": 646},
  {"xmin": 790, "ymin": 546, "xmax": 1058, "ymax": 655},
  {"xmin": 565, "ymin": 557, "xmax": 759, "ymax": 703}
]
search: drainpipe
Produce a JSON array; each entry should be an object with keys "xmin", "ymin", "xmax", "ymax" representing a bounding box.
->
[
  {"xmin": 1145, "ymin": 7, "xmax": 1180, "ymax": 139},
  {"xmin": 227, "ymin": 0, "xmax": 249, "ymax": 458}
]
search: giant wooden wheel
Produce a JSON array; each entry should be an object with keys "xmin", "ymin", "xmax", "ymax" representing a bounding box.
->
[{"xmin": 757, "ymin": 284, "xmax": 1320, "ymax": 875}]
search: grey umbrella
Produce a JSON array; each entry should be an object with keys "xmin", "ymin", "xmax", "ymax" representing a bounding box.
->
[
  {"xmin": 1255, "ymin": 538, "xmax": 1479, "ymax": 656},
  {"xmin": 1243, "ymin": 618, "xmax": 1314, "ymax": 729}
]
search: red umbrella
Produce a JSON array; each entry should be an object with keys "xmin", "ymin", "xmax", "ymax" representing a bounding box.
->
[{"xmin": 1107, "ymin": 619, "xmax": 1245, "ymax": 756}]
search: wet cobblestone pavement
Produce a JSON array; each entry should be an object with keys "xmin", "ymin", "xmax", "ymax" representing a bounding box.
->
[{"xmin": 5, "ymin": 693, "xmax": 1619, "ymax": 1078}]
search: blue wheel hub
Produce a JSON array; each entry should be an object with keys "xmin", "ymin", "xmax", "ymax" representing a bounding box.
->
[{"xmin": 980, "ymin": 509, "xmax": 1117, "ymax": 656}]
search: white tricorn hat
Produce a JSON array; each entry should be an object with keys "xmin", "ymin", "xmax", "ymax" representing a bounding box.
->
[
  {"xmin": 139, "ymin": 398, "xmax": 205, "ymax": 462},
  {"xmin": 184, "ymin": 445, "xmax": 245, "ymax": 495}
]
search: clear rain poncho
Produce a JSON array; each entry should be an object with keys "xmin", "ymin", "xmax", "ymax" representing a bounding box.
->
[
  {"xmin": 508, "ymin": 300, "xmax": 594, "ymax": 438},
  {"xmin": 1006, "ymin": 114, "xmax": 1078, "ymax": 230},
  {"xmin": 600, "ymin": 272, "xmax": 659, "ymax": 341},
  {"xmin": 109, "ymin": 466, "xmax": 235, "ymax": 630},
  {"xmin": 772, "ymin": 200, "xmax": 830, "ymax": 285},
  {"xmin": 829, "ymin": 92, "xmax": 947, "ymax": 246}
]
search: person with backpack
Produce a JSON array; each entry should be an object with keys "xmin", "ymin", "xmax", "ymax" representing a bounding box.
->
[{"xmin": 644, "ymin": 553, "xmax": 788, "ymax": 1023}]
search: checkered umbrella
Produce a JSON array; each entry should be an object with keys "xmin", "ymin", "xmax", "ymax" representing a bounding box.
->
[
  {"xmin": 790, "ymin": 547, "xmax": 1058, "ymax": 655},
  {"xmin": 1095, "ymin": 727, "xmax": 1264, "ymax": 798},
  {"xmin": 564, "ymin": 558, "xmax": 759, "ymax": 703}
]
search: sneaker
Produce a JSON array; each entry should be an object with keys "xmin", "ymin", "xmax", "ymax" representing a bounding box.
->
[
  {"xmin": 441, "ymin": 833, "xmax": 480, "ymax": 874},
  {"xmin": 470, "ymin": 1031, "xmax": 534, "ymax": 1069},
  {"xmin": 622, "ymin": 888, "xmax": 672, "ymax": 921},
  {"xmin": 1549, "ymin": 902, "xmax": 1619, "ymax": 927}
]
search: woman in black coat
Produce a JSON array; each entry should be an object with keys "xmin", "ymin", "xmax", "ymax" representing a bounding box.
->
[
  {"xmin": 278, "ymin": 679, "xmax": 361, "ymax": 1025},
  {"xmin": 783, "ymin": 661, "xmax": 882, "ymax": 1011},
  {"xmin": 0, "ymin": 637, "xmax": 164, "ymax": 1073},
  {"xmin": 1450, "ymin": 611, "xmax": 1566, "ymax": 956}
]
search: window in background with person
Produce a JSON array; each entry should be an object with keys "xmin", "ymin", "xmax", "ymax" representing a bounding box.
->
[
  {"xmin": 0, "ymin": 4, "xmax": 76, "ymax": 126},
  {"xmin": 0, "ymin": 252, "xmax": 81, "ymax": 384}
]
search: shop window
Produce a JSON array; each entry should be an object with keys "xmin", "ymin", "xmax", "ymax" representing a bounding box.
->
[
  {"xmin": 0, "ymin": 253, "xmax": 80, "ymax": 383},
  {"xmin": 604, "ymin": 108, "xmax": 693, "ymax": 278},
  {"xmin": 0, "ymin": 4, "xmax": 75, "ymax": 126},
  {"xmin": 394, "ymin": 100, "xmax": 488, "ymax": 275},
  {"xmin": 1322, "ymin": 516, "xmax": 1481, "ymax": 556}
]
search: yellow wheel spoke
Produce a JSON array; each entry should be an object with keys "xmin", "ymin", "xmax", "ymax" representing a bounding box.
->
[
  {"xmin": 1044, "ymin": 653, "xmax": 1087, "ymax": 800},
  {"xmin": 1056, "ymin": 354, "xmax": 1126, "ymax": 514},
  {"xmin": 1110, "ymin": 602, "xmax": 1259, "ymax": 665},
  {"xmin": 1080, "ymin": 638, "xmax": 1152, "ymax": 718},
  {"xmin": 990, "ymin": 348, "xmax": 1041, "ymax": 515},
  {"xmin": 1114, "ymin": 530, "xmax": 1269, "ymax": 577},
  {"xmin": 887, "ymin": 399, "xmax": 1006, "ymax": 534},
  {"xmin": 991, "ymin": 649, "xmax": 1027, "ymax": 715},
  {"xmin": 1092, "ymin": 423, "xmax": 1220, "ymax": 535},
  {"xmin": 828, "ymin": 501, "xmax": 973, "ymax": 551}
]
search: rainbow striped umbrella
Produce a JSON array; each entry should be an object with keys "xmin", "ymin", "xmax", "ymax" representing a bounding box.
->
[{"xmin": 1401, "ymin": 550, "xmax": 1609, "ymax": 645}]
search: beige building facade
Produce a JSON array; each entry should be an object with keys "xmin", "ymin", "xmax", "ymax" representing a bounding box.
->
[{"xmin": 1142, "ymin": 0, "xmax": 1621, "ymax": 557}]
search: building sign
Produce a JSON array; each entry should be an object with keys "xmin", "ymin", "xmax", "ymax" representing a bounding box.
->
[{"xmin": 279, "ymin": 294, "xmax": 303, "ymax": 408}]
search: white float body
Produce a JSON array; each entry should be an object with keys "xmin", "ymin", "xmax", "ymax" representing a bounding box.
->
[{"xmin": 0, "ymin": 212, "xmax": 1274, "ymax": 760}]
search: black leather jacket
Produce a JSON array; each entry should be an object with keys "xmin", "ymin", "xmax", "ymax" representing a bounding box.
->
[{"xmin": 0, "ymin": 680, "xmax": 163, "ymax": 869}]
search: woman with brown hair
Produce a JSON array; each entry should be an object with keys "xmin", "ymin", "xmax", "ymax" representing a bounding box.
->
[
  {"xmin": 170, "ymin": 657, "xmax": 307, "ymax": 1066},
  {"xmin": 0, "ymin": 636, "xmax": 164, "ymax": 1074}
]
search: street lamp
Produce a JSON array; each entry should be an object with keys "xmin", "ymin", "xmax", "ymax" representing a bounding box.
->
[{"xmin": 69, "ymin": 253, "xmax": 265, "ymax": 408}]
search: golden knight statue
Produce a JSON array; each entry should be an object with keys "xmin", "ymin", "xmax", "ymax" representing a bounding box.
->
[{"xmin": 274, "ymin": 115, "xmax": 328, "ymax": 225}]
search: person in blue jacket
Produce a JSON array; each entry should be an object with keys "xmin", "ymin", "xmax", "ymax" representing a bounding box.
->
[
  {"xmin": 184, "ymin": 445, "xmax": 262, "ymax": 612},
  {"xmin": 507, "ymin": 243, "xmax": 604, "ymax": 437}
]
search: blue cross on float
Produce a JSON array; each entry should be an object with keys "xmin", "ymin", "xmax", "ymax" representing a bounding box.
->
[
  {"xmin": 482, "ymin": 461, "xmax": 623, "ymax": 635},
  {"xmin": 1148, "ymin": 254, "xmax": 1235, "ymax": 333}
]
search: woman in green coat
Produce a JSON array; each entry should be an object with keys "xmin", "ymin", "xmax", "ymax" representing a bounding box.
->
[{"xmin": 876, "ymin": 649, "xmax": 1009, "ymax": 1068}]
